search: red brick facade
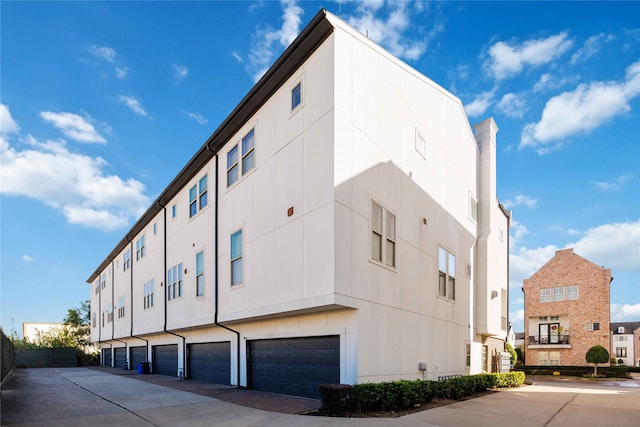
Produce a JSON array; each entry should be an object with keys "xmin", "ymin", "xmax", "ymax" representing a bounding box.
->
[{"xmin": 523, "ymin": 248, "xmax": 611, "ymax": 366}]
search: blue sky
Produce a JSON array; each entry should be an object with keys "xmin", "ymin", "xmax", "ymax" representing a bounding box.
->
[{"xmin": 1, "ymin": 1, "xmax": 638, "ymax": 336}]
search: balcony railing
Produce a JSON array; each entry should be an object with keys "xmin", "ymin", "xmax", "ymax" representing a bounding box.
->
[{"xmin": 528, "ymin": 334, "xmax": 570, "ymax": 345}]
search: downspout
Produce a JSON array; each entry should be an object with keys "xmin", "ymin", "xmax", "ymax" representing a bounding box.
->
[
  {"xmin": 159, "ymin": 202, "xmax": 187, "ymax": 378},
  {"xmin": 127, "ymin": 237, "xmax": 149, "ymax": 363},
  {"xmin": 210, "ymin": 150, "xmax": 241, "ymax": 387}
]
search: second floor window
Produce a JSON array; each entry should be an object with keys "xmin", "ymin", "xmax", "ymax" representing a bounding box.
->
[
  {"xmin": 189, "ymin": 175, "xmax": 208, "ymax": 217},
  {"xmin": 371, "ymin": 201, "xmax": 396, "ymax": 268},
  {"xmin": 167, "ymin": 263, "xmax": 183, "ymax": 301},
  {"xmin": 231, "ymin": 230, "xmax": 243, "ymax": 286},
  {"xmin": 117, "ymin": 296, "xmax": 125, "ymax": 319},
  {"xmin": 144, "ymin": 279, "xmax": 154, "ymax": 309},
  {"xmin": 438, "ymin": 246, "xmax": 456, "ymax": 301},
  {"xmin": 196, "ymin": 251, "xmax": 204, "ymax": 296},
  {"xmin": 101, "ymin": 273, "xmax": 106, "ymax": 289}
]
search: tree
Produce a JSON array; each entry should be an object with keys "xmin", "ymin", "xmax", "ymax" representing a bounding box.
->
[
  {"xmin": 63, "ymin": 299, "xmax": 91, "ymax": 347},
  {"xmin": 585, "ymin": 345, "xmax": 609, "ymax": 375},
  {"xmin": 505, "ymin": 343, "xmax": 517, "ymax": 365}
]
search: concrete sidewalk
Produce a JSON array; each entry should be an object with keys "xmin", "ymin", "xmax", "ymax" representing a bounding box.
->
[{"xmin": 2, "ymin": 368, "xmax": 639, "ymax": 426}]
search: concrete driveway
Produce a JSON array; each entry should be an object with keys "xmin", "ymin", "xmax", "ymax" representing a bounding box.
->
[{"xmin": 2, "ymin": 368, "xmax": 639, "ymax": 426}]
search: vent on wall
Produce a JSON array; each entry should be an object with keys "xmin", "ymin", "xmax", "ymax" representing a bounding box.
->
[{"xmin": 618, "ymin": 326, "xmax": 624, "ymax": 334}]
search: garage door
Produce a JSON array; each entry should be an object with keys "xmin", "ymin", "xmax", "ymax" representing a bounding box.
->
[
  {"xmin": 114, "ymin": 347, "xmax": 127, "ymax": 369},
  {"xmin": 101, "ymin": 348, "xmax": 112, "ymax": 367},
  {"xmin": 152, "ymin": 344, "xmax": 178, "ymax": 376},
  {"xmin": 248, "ymin": 336, "xmax": 339, "ymax": 398},
  {"xmin": 130, "ymin": 346, "xmax": 147, "ymax": 371},
  {"xmin": 187, "ymin": 342, "xmax": 231, "ymax": 385}
]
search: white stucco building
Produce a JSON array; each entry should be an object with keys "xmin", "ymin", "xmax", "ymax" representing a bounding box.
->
[{"xmin": 88, "ymin": 9, "xmax": 510, "ymax": 398}]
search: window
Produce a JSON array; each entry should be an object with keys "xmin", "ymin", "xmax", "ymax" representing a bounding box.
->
[
  {"xmin": 101, "ymin": 273, "xmax": 106, "ymax": 289},
  {"xmin": 172, "ymin": 204, "xmax": 177, "ymax": 218},
  {"xmin": 553, "ymin": 287, "xmax": 564, "ymax": 301},
  {"xmin": 167, "ymin": 263, "xmax": 183, "ymax": 301},
  {"xmin": 566, "ymin": 285, "xmax": 578, "ymax": 300},
  {"xmin": 231, "ymin": 230, "xmax": 243, "ymax": 286},
  {"xmin": 291, "ymin": 81, "xmax": 302, "ymax": 110},
  {"xmin": 94, "ymin": 280, "xmax": 99, "ymax": 294},
  {"xmin": 549, "ymin": 351, "xmax": 560, "ymax": 366},
  {"xmin": 616, "ymin": 348, "xmax": 627, "ymax": 358},
  {"xmin": 593, "ymin": 322, "xmax": 600, "ymax": 331},
  {"xmin": 438, "ymin": 246, "xmax": 456, "ymax": 300},
  {"xmin": 539, "ymin": 316, "xmax": 548, "ymax": 321},
  {"xmin": 540, "ymin": 288, "xmax": 551, "ymax": 303},
  {"xmin": 538, "ymin": 351, "xmax": 549, "ymax": 365},
  {"xmin": 136, "ymin": 235, "xmax": 145, "ymax": 261},
  {"xmin": 370, "ymin": 201, "xmax": 396, "ymax": 267},
  {"xmin": 469, "ymin": 194, "xmax": 478, "ymax": 223},
  {"xmin": 550, "ymin": 316, "xmax": 559, "ymax": 321},
  {"xmin": 586, "ymin": 323, "xmax": 594, "ymax": 331},
  {"xmin": 189, "ymin": 174, "xmax": 208, "ymax": 217},
  {"xmin": 227, "ymin": 129, "xmax": 255, "ymax": 187},
  {"xmin": 106, "ymin": 303, "xmax": 113, "ymax": 323},
  {"xmin": 466, "ymin": 344, "xmax": 471, "ymax": 367},
  {"xmin": 117, "ymin": 296, "xmax": 125, "ymax": 319},
  {"xmin": 415, "ymin": 129, "xmax": 426, "ymax": 159},
  {"xmin": 616, "ymin": 335, "xmax": 628, "ymax": 342},
  {"xmin": 196, "ymin": 251, "xmax": 205, "ymax": 296},
  {"xmin": 143, "ymin": 279, "xmax": 154, "ymax": 309},
  {"xmin": 482, "ymin": 345, "xmax": 488, "ymax": 371},
  {"xmin": 102, "ymin": 312, "xmax": 105, "ymax": 327},
  {"xmin": 92, "ymin": 312, "xmax": 96, "ymax": 328},
  {"xmin": 153, "ymin": 223, "xmax": 157, "ymax": 234},
  {"xmin": 123, "ymin": 249, "xmax": 131, "ymax": 271}
]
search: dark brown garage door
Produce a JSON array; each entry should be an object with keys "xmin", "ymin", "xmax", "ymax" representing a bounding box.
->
[{"xmin": 248, "ymin": 336, "xmax": 339, "ymax": 398}]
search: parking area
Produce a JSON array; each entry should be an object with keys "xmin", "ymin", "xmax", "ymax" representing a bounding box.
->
[{"xmin": 2, "ymin": 368, "xmax": 639, "ymax": 426}]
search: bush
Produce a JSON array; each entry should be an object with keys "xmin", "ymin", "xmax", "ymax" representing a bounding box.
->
[
  {"xmin": 318, "ymin": 384, "xmax": 354, "ymax": 415},
  {"xmin": 610, "ymin": 357, "xmax": 618, "ymax": 365},
  {"xmin": 320, "ymin": 372, "xmax": 525, "ymax": 415},
  {"xmin": 586, "ymin": 345, "xmax": 610, "ymax": 375}
]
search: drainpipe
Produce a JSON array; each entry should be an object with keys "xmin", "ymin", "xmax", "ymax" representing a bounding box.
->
[
  {"xmin": 209, "ymin": 150, "xmax": 242, "ymax": 387},
  {"xmin": 127, "ymin": 237, "xmax": 149, "ymax": 363},
  {"xmin": 159, "ymin": 201, "xmax": 187, "ymax": 378}
]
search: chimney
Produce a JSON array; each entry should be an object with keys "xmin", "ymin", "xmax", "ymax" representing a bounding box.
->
[{"xmin": 474, "ymin": 118, "xmax": 499, "ymax": 236}]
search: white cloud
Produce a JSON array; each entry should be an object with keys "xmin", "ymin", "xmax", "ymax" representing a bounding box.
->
[
  {"xmin": 117, "ymin": 95, "xmax": 148, "ymax": 117},
  {"xmin": 184, "ymin": 111, "xmax": 207, "ymax": 125},
  {"xmin": 345, "ymin": 1, "xmax": 432, "ymax": 61},
  {"xmin": 231, "ymin": 51, "xmax": 243, "ymax": 63},
  {"xmin": 88, "ymin": 44, "xmax": 116, "ymax": 62},
  {"xmin": 173, "ymin": 64, "xmax": 189, "ymax": 82},
  {"xmin": 486, "ymin": 32, "xmax": 573, "ymax": 80},
  {"xmin": 22, "ymin": 254, "xmax": 35, "ymax": 263},
  {"xmin": 520, "ymin": 60, "xmax": 640, "ymax": 153},
  {"xmin": 532, "ymin": 73, "xmax": 575, "ymax": 93},
  {"xmin": 0, "ymin": 135, "xmax": 149, "ymax": 231},
  {"xmin": 502, "ymin": 194, "xmax": 538, "ymax": 210},
  {"xmin": 115, "ymin": 66, "xmax": 128, "ymax": 79},
  {"xmin": 591, "ymin": 174, "xmax": 633, "ymax": 191},
  {"xmin": 509, "ymin": 245, "xmax": 558, "ymax": 291},
  {"xmin": 248, "ymin": 0, "xmax": 304, "ymax": 82},
  {"xmin": 496, "ymin": 92, "xmax": 527, "ymax": 118},
  {"xmin": 509, "ymin": 219, "xmax": 529, "ymax": 250},
  {"xmin": 569, "ymin": 220, "xmax": 640, "ymax": 271},
  {"xmin": 464, "ymin": 90, "xmax": 495, "ymax": 117},
  {"xmin": 0, "ymin": 104, "xmax": 20, "ymax": 135},
  {"xmin": 611, "ymin": 304, "xmax": 640, "ymax": 322},
  {"xmin": 40, "ymin": 111, "xmax": 106, "ymax": 144},
  {"xmin": 570, "ymin": 33, "xmax": 615, "ymax": 65}
]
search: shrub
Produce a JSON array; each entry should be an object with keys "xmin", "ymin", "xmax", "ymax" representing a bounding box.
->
[
  {"xmin": 319, "ymin": 384, "xmax": 354, "ymax": 416},
  {"xmin": 610, "ymin": 357, "xmax": 618, "ymax": 365},
  {"xmin": 505, "ymin": 343, "xmax": 517, "ymax": 365}
]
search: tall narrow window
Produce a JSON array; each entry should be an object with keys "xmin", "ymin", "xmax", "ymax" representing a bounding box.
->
[
  {"xmin": 167, "ymin": 263, "xmax": 183, "ymax": 301},
  {"xmin": 370, "ymin": 201, "xmax": 396, "ymax": 268},
  {"xmin": 196, "ymin": 251, "xmax": 204, "ymax": 296},
  {"xmin": 242, "ymin": 129, "xmax": 255, "ymax": 174},
  {"xmin": 92, "ymin": 312, "xmax": 96, "ymax": 328},
  {"xmin": 117, "ymin": 296, "xmax": 125, "ymax": 319},
  {"xmin": 291, "ymin": 82, "xmax": 302, "ymax": 110},
  {"xmin": 143, "ymin": 279, "xmax": 154, "ymax": 309},
  {"xmin": 189, "ymin": 174, "xmax": 208, "ymax": 217},
  {"xmin": 553, "ymin": 287, "xmax": 564, "ymax": 301},
  {"xmin": 438, "ymin": 246, "xmax": 456, "ymax": 300},
  {"xmin": 230, "ymin": 230, "xmax": 243, "ymax": 286},
  {"xmin": 101, "ymin": 273, "xmax": 107, "ymax": 289},
  {"xmin": 123, "ymin": 249, "xmax": 131, "ymax": 271},
  {"xmin": 136, "ymin": 235, "xmax": 145, "ymax": 261},
  {"xmin": 227, "ymin": 146, "xmax": 239, "ymax": 186}
]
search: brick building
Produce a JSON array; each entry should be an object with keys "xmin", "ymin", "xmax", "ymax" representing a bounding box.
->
[{"xmin": 523, "ymin": 248, "xmax": 612, "ymax": 366}]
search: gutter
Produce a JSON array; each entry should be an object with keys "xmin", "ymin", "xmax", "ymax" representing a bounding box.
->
[
  {"xmin": 127, "ymin": 236, "xmax": 150, "ymax": 361},
  {"xmin": 159, "ymin": 202, "xmax": 187, "ymax": 378},
  {"xmin": 211, "ymin": 149, "xmax": 241, "ymax": 387}
]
